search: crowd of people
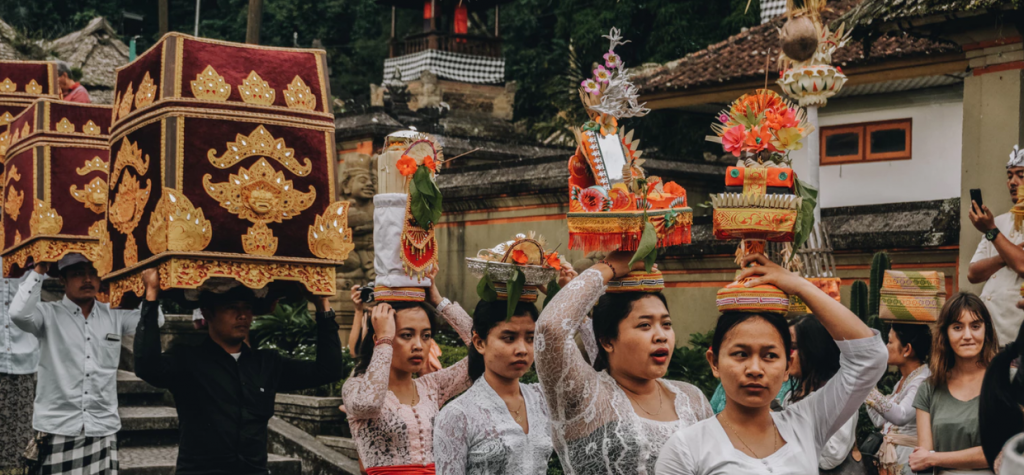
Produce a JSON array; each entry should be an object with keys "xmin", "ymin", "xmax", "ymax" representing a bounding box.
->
[{"xmin": 2, "ymin": 154, "xmax": 1024, "ymax": 475}]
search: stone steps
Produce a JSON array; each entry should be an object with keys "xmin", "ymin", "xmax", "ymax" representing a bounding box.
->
[
  {"xmin": 119, "ymin": 446, "xmax": 301, "ymax": 475},
  {"xmin": 316, "ymin": 435, "xmax": 359, "ymax": 460}
]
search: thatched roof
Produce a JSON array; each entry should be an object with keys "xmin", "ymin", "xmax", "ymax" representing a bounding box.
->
[{"xmin": 0, "ymin": 16, "xmax": 128, "ymax": 104}]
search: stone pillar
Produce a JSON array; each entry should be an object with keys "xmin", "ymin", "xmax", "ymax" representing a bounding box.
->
[{"xmin": 959, "ymin": 39, "xmax": 1024, "ymax": 293}]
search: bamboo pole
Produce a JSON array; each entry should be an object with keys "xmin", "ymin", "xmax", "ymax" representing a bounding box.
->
[{"xmin": 246, "ymin": 0, "xmax": 263, "ymax": 45}]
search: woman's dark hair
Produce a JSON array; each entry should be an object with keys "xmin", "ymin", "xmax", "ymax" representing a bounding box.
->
[
  {"xmin": 788, "ymin": 314, "xmax": 841, "ymax": 404},
  {"xmin": 353, "ymin": 301, "xmax": 439, "ymax": 377},
  {"xmin": 710, "ymin": 311, "xmax": 791, "ymax": 360},
  {"xmin": 980, "ymin": 320, "xmax": 1024, "ymax": 469},
  {"xmin": 890, "ymin": 323, "xmax": 932, "ymax": 363},
  {"xmin": 930, "ymin": 292, "xmax": 998, "ymax": 388},
  {"xmin": 591, "ymin": 292, "xmax": 669, "ymax": 372},
  {"xmin": 467, "ymin": 300, "xmax": 540, "ymax": 380}
]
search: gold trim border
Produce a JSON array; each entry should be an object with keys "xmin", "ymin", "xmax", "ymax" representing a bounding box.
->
[
  {"xmin": 112, "ymin": 101, "xmax": 333, "ymax": 136},
  {"xmin": 1, "ymin": 237, "xmax": 101, "ymax": 276}
]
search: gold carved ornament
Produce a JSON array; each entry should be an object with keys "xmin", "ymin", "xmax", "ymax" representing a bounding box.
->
[
  {"xmin": 111, "ymin": 91, "xmax": 121, "ymax": 123},
  {"xmin": 20, "ymin": 122, "xmax": 30, "ymax": 140},
  {"xmin": 0, "ymin": 78, "xmax": 15, "ymax": 93},
  {"xmin": 202, "ymin": 158, "xmax": 316, "ymax": 256},
  {"xmin": 2, "ymin": 239, "xmax": 97, "ymax": 277},
  {"xmin": 207, "ymin": 125, "xmax": 312, "ymax": 176},
  {"xmin": 109, "ymin": 171, "xmax": 152, "ymax": 267},
  {"xmin": 308, "ymin": 201, "xmax": 354, "ymax": 261},
  {"xmin": 239, "ymin": 71, "xmax": 275, "ymax": 106},
  {"xmin": 4, "ymin": 166, "xmax": 23, "ymax": 221},
  {"xmin": 111, "ymin": 138, "xmax": 151, "ymax": 188},
  {"xmin": 77, "ymin": 157, "xmax": 108, "ymax": 175},
  {"xmin": 146, "ymin": 189, "xmax": 212, "ymax": 254},
  {"xmin": 25, "ymin": 80, "xmax": 41, "ymax": 94},
  {"xmin": 283, "ymin": 76, "xmax": 316, "ymax": 111},
  {"xmin": 13, "ymin": 230, "xmax": 21, "ymax": 245},
  {"xmin": 56, "ymin": 118, "xmax": 74, "ymax": 133},
  {"xmin": 134, "ymin": 72, "xmax": 158, "ymax": 110},
  {"xmin": 0, "ymin": 131, "xmax": 9, "ymax": 157},
  {"xmin": 119, "ymin": 82, "xmax": 134, "ymax": 120},
  {"xmin": 9, "ymin": 127, "xmax": 19, "ymax": 147},
  {"xmin": 88, "ymin": 220, "xmax": 112, "ymax": 276},
  {"xmin": 83, "ymin": 121, "xmax": 101, "ymax": 136},
  {"xmin": 191, "ymin": 65, "xmax": 231, "ymax": 102},
  {"xmin": 0, "ymin": 111, "xmax": 14, "ymax": 126},
  {"xmin": 29, "ymin": 199, "xmax": 63, "ymax": 236},
  {"xmin": 70, "ymin": 176, "xmax": 107, "ymax": 214}
]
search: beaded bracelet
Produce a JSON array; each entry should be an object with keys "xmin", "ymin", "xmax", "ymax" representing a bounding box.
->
[
  {"xmin": 597, "ymin": 259, "xmax": 620, "ymax": 277},
  {"xmin": 375, "ymin": 337, "xmax": 393, "ymax": 347}
]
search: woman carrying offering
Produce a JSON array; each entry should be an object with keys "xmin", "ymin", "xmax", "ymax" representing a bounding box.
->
[
  {"xmin": 340, "ymin": 271, "xmax": 473, "ymax": 475},
  {"xmin": 864, "ymin": 324, "xmax": 932, "ymax": 475},
  {"xmin": 536, "ymin": 251, "xmax": 713, "ymax": 475},
  {"xmin": 910, "ymin": 293, "xmax": 998, "ymax": 474},
  {"xmin": 655, "ymin": 254, "xmax": 888, "ymax": 475}
]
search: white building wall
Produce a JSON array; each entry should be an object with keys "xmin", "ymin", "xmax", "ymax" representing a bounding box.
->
[{"xmin": 787, "ymin": 86, "xmax": 963, "ymax": 208}]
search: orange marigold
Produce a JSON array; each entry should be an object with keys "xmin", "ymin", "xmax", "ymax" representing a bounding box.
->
[
  {"xmin": 511, "ymin": 249, "xmax": 529, "ymax": 265},
  {"xmin": 545, "ymin": 252, "xmax": 562, "ymax": 270},
  {"xmin": 397, "ymin": 154, "xmax": 418, "ymax": 176},
  {"xmin": 423, "ymin": 155, "xmax": 437, "ymax": 173}
]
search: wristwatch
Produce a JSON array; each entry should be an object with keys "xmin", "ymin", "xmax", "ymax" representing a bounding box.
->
[{"xmin": 985, "ymin": 227, "xmax": 1001, "ymax": 242}]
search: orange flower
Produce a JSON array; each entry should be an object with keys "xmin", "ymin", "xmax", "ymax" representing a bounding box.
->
[
  {"xmin": 662, "ymin": 181, "xmax": 685, "ymax": 197},
  {"xmin": 511, "ymin": 249, "xmax": 529, "ymax": 265},
  {"xmin": 545, "ymin": 252, "xmax": 562, "ymax": 270},
  {"xmin": 397, "ymin": 154, "xmax": 418, "ymax": 176},
  {"xmin": 744, "ymin": 126, "xmax": 773, "ymax": 153},
  {"xmin": 423, "ymin": 155, "xmax": 437, "ymax": 173},
  {"xmin": 765, "ymin": 107, "xmax": 799, "ymax": 130}
]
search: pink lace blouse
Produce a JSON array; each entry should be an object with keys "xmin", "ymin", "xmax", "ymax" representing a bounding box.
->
[{"xmin": 341, "ymin": 302, "xmax": 474, "ymax": 468}]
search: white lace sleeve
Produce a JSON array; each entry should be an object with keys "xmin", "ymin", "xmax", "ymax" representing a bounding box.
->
[
  {"xmin": 341, "ymin": 343, "xmax": 393, "ymax": 419},
  {"xmin": 867, "ymin": 369, "xmax": 928, "ymax": 427},
  {"xmin": 580, "ymin": 316, "xmax": 599, "ymax": 366},
  {"xmin": 433, "ymin": 404, "xmax": 469, "ymax": 475},
  {"xmin": 865, "ymin": 388, "xmax": 888, "ymax": 429},
  {"xmin": 420, "ymin": 302, "xmax": 473, "ymax": 404}
]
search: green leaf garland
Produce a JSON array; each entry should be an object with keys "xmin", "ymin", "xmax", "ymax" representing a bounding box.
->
[
  {"xmin": 477, "ymin": 272, "xmax": 497, "ymax": 302},
  {"xmin": 628, "ymin": 220, "xmax": 658, "ymax": 273},
  {"xmin": 409, "ymin": 165, "xmax": 443, "ymax": 229}
]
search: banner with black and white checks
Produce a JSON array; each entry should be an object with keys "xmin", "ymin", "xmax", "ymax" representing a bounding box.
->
[
  {"xmin": 761, "ymin": 0, "xmax": 787, "ymax": 23},
  {"xmin": 383, "ymin": 50, "xmax": 505, "ymax": 84}
]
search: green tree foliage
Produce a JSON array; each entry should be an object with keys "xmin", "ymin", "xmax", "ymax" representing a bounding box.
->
[{"xmin": 5, "ymin": 0, "xmax": 758, "ymax": 156}]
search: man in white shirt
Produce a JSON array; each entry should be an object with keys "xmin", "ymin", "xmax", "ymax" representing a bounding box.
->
[
  {"xmin": 969, "ymin": 144, "xmax": 1024, "ymax": 347},
  {"xmin": 0, "ymin": 263, "xmax": 33, "ymax": 469},
  {"xmin": 10, "ymin": 253, "xmax": 161, "ymax": 474}
]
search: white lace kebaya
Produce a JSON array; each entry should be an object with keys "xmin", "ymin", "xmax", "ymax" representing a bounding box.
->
[
  {"xmin": 535, "ymin": 268, "xmax": 714, "ymax": 475},
  {"xmin": 341, "ymin": 301, "xmax": 474, "ymax": 469},
  {"xmin": 434, "ymin": 377, "xmax": 553, "ymax": 474}
]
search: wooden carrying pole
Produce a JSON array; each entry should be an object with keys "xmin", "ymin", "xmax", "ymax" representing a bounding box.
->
[
  {"xmin": 246, "ymin": 0, "xmax": 263, "ymax": 44},
  {"xmin": 159, "ymin": 0, "xmax": 169, "ymax": 35}
]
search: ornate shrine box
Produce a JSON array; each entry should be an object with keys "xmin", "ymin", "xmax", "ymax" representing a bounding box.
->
[
  {"xmin": 1, "ymin": 99, "xmax": 111, "ymax": 277},
  {"xmin": 712, "ymin": 167, "xmax": 800, "ymax": 242},
  {"xmin": 879, "ymin": 270, "xmax": 946, "ymax": 323},
  {"xmin": 104, "ymin": 33, "xmax": 352, "ymax": 306},
  {"xmin": 0, "ymin": 61, "xmax": 59, "ymax": 159}
]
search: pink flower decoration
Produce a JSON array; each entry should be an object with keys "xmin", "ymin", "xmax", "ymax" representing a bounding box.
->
[
  {"xmin": 603, "ymin": 51, "xmax": 622, "ymax": 69},
  {"xmin": 722, "ymin": 125, "xmax": 746, "ymax": 157},
  {"xmin": 581, "ymin": 78, "xmax": 600, "ymax": 95},
  {"xmin": 593, "ymin": 66, "xmax": 611, "ymax": 84},
  {"xmin": 718, "ymin": 113, "xmax": 730, "ymax": 124}
]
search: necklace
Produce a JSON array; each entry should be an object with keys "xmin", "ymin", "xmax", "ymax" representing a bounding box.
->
[
  {"xmin": 718, "ymin": 413, "xmax": 779, "ymax": 459},
  {"xmin": 617, "ymin": 381, "xmax": 664, "ymax": 417},
  {"xmin": 510, "ymin": 399, "xmax": 526, "ymax": 422}
]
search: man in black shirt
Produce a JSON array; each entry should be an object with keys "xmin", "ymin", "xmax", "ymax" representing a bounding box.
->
[{"xmin": 134, "ymin": 286, "xmax": 343, "ymax": 474}]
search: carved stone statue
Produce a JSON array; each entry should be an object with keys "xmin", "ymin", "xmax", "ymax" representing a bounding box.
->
[{"xmin": 335, "ymin": 153, "xmax": 377, "ymax": 294}]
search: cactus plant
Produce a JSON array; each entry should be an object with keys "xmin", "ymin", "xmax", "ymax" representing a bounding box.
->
[
  {"xmin": 850, "ymin": 280, "xmax": 869, "ymax": 322},
  {"xmin": 868, "ymin": 251, "xmax": 891, "ymax": 318}
]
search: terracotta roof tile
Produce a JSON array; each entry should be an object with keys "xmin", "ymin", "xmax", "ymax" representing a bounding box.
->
[{"xmin": 634, "ymin": 0, "xmax": 960, "ymax": 95}]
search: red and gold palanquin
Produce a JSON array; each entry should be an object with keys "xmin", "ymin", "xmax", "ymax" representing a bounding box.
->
[
  {"xmin": 0, "ymin": 61, "xmax": 59, "ymax": 161},
  {"xmin": 104, "ymin": 33, "xmax": 352, "ymax": 306},
  {"xmin": 1, "ymin": 99, "xmax": 111, "ymax": 277}
]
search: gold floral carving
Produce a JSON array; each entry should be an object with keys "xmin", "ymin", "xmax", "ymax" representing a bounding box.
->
[
  {"xmin": 88, "ymin": 220, "xmax": 112, "ymax": 276},
  {"xmin": 238, "ymin": 71, "xmax": 275, "ymax": 106},
  {"xmin": 0, "ymin": 78, "xmax": 15, "ymax": 92},
  {"xmin": 134, "ymin": 72, "xmax": 158, "ymax": 110},
  {"xmin": 70, "ymin": 177, "xmax": 108, "ymax": 214},
  {"xmin": 9, "ymin": 128, "xmax": 19, "ymax": 147},
  {"xmin": 124, "ymin": 234, "xmax": 139, "ymax": 267},
  {"xmin": 206, "ymin": 125, "xmax": 312, "ymax": 176},
  {"xmin": 190, "ymin": 65, "xmax": 231, "ymax": 101},
  {"xmin": 29, "ymin": 200, "xmax": 63, "ymax": 235},
  {"xmin": 111, "ymin": 138, "xmax": 150, "ymax": 187},
  {"xmin": 242, "ymin": 221, "xmax": 278, "ymax": 256},
  {"xmin": 0, "ymin": 111, "xmax": 14, "ymax": 126},
  {"xmin": 56, "ymin": 118, "xmax": 75, "ymax": 134},
  {"xmin": 88, "ymin": 219, "xmax": 106, "ymax": 238},
  {"xmin": 109, "ymin": 171, "xmax": 151, "ymax": 234},
  {"xmin": 111, "ymin": 91, "xmax": 121, "ymax": 123},
  {"xmin": 119, "ymin": 83, "xmax": 135, "ymax": 119},
  {"xmin": 202, "ymin": 158, "xmax": 316, "ymax": 224},
  {"xmin": 308, "ymin": 201, "xmax": 354, "ymax": 260},
  {"xmin": 83, "ymin": 121, "xmax": 101, "ymax": 136},
  {"xmin": 107, "ymin": 258, "xmax": 337, "ymax": 307},
  {"xmin": 146, "ymin": 189, "xmax": 212, "ymax": 254},
  {"xmin": 0, "ymin": 131, "xmax": 9, "ymax": 157},
  {"xmin": 13, "ymin": 230, "xmax": 21, "ymax": 245},
  {"xmin": 25, "ymin": 80, "xmax": 41, "ymax": 94},
  {"xmin": 20, "ymin": 122, "xmax": 30, "ymax": 138},
  {"xmin": 1, "ymin": 238, "xmax": 100, "ymax": 277},
  {"xmin": 5, "ymin": 166, "xmax": 23, "ymax": 221},
  {"xmin": 77, "ymin": 157, "xmax": 108, "ymax": 175},
  {"xmin": 283, "ymin": 76, "xmax": 316, "ymax": 111}
]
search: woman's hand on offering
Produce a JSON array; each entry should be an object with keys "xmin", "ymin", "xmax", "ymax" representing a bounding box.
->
[{"xmin": 371, "ymin": 303, "xmax": 396, "ymax": 340}]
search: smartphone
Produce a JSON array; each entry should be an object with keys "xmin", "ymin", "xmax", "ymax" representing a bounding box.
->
[{"xmin": 970, "ymin": 188, "xmax": 983, "ymax": 208}]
